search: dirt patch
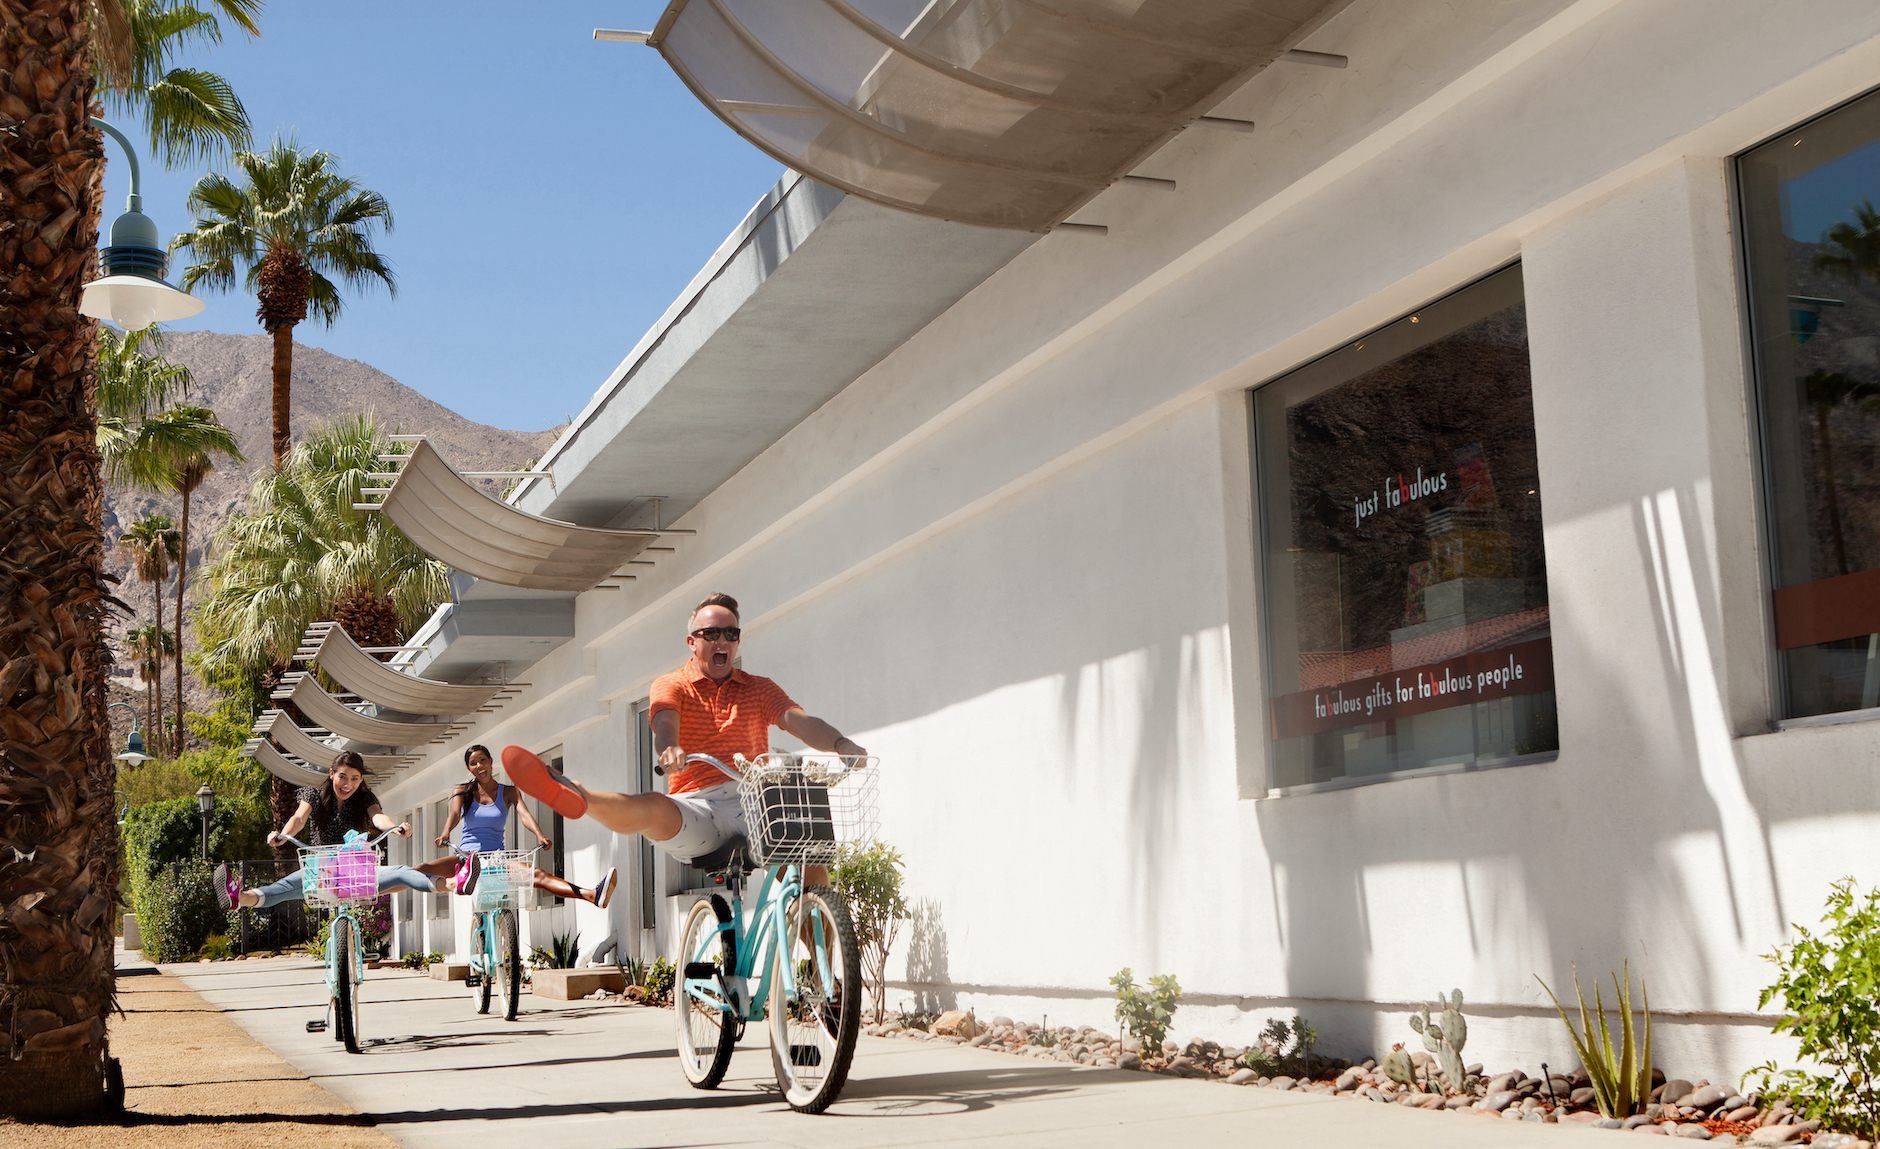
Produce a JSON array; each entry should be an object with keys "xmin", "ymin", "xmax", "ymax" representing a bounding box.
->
[{"xmin": 2, "ymin": 966, "xmax": 399, "ymax": 1149}]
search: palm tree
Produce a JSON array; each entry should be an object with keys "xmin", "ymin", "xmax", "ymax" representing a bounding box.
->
[
  {"xmin": 137, "ymin": 404, "xmax": 243, "ymax": 754},
  {"xmin": 119, "ymin": 513, "xmax": 179, "ymax": 755},
  {"xmin": 123, "ymin": 622, "xmax": 173, "ymax": 741},
  {"xmin": 196, "ymin": 415, "xmax": 447, "ymax": 857},
  {"xmin": 1816, "ymin": 200, "xmax": 1880, "ymax": 285},
  {"xmin": 0, "ymin": 1, "xmax": 130, "ymax": 1112},
  {"xmin": 171, "ymin": 141, "xmax": 396, "ymax": 467},
  {"xmin": 97, "ymin": 0, "xmax": 260, "ymax": 167}
]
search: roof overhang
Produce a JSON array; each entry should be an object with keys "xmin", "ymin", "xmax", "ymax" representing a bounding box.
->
[{"xmin": 640, "ymin": 0, "xmax": 1351, "ymax": 231}]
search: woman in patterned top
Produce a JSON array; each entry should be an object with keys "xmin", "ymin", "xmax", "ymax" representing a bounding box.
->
[{"xmin": 218, "ymin": 751, "xmax": 479, "ymax": 910}]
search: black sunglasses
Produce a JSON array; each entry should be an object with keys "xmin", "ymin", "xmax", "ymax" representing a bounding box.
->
[{"xmin": 690, "ymin": 626, "xmax": 741, "ymax": 642}]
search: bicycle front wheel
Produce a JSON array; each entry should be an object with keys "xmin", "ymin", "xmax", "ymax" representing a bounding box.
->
[
  {"xmin": 475, "ymin": 916, "xmax": 493, "ymax": 1015},
  {"xmin": 496, "ymin": 910, "xmax": 520, "ymax": 1022},
  {"xmin": 768, "ymin": 884, "xmax": 860, "ymax": 1113},
  {"xmin": 334, "ymin": 915, "xmax": 362, "ymax": 1054},
  {"xmin": 676, "ymin": 895, "xmax": 737, "ymax": 1088}
]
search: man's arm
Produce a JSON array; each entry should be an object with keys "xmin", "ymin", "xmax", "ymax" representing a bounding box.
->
[
  {"xmin": 780, "ymin": 708, "xmax": 866, "ymax": 758},
  {"xmin": 652, "ymin": 707, "xmax": 685, "ymax": 775}
]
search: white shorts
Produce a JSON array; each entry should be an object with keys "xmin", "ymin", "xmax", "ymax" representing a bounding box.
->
[{"xmin": 656, "ymin": 781, "xmax": 747, "ymax": 863}]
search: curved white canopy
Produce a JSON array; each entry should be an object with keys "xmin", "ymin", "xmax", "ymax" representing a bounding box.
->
[
  {"xmin": 281, "ymin": 675, "xmax": 461, "ymax": 747},
  {"xmin": 365, "ymin": 438, "xmax": 656, "ymax": 593},
  {"xmin": 302, "ymin": 623, "xmax": 503, "ymax": 717},
  {"xmin": 243, "ymin": 738, "xmax": 329, "ymax": 789},
  {"xmin": 253, "ymin": 709, "xmax": 415, "ymax": 776},
  {"xmin": 644, "ymin": 0, "xmax": 1347, "ymax": 231}
]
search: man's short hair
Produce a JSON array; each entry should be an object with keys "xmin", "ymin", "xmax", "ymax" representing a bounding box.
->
[{"xmin": 691, "ymin": 592, "xmax": 739, "ymax": 623}]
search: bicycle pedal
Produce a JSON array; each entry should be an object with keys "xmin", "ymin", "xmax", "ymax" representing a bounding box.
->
[
  {"xmin": 305, "ymin": 1020, "xmax": 327, "ymax": 1032},
  {"xmin": 790, "ymin": 1045, "xmax": 822, "ymax": 1067}
]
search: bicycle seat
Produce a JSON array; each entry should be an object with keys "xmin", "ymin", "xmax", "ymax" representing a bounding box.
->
[{"xmin": 686, "ymin": 834, "xmax": 752, "ymax": 875}]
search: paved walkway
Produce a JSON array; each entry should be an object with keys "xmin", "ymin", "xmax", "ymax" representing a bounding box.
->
[{"xmin": 167, "ymin": 954, "xmax": 1618, "ymax": 1149}]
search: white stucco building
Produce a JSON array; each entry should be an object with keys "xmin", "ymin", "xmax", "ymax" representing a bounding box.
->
[{"xmin": 361, "ymin": 0, "xmax": 1880, "ymax": 1082}]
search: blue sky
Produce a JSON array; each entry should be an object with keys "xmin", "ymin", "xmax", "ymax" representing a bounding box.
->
[{"xmin": 105, "ymin": 2, "xmax": 786, "ymax": 432}]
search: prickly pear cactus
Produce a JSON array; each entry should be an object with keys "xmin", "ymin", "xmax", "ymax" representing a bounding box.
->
[
  {"xmin": 1382, "ymin": 1044, "xmax": 1415, "ymax": 1089},
  {"xmin": 1409, "ymin": 990, "xmax": 1469, "ymax": 1091}
]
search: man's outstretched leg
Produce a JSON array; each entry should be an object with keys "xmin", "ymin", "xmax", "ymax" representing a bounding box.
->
[{"xmin": 502, "ymin": 746, "xmax": 682, "ymax": 841}]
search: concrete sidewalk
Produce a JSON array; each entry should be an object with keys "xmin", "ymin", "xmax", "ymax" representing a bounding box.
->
[{"xmin": 169, "ymin": 954, "xmax": 1620, "ymax": 1149}]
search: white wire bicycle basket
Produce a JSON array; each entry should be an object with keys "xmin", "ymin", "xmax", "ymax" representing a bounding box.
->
[
  {"xmin": 299, "ymin": 844, "xmax": 379, "ymax": 908},
  {"xmin": 471, "ymin": 849, "xmax": 539, "ymax": 913},
  {"xmin": 735, "ymin": 753, "xmax": 879, "ymax": 866}
]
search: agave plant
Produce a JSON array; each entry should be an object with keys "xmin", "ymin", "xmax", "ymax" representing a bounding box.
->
[{"xmin": 1537, "ymin": 962, "xmax": 1653, "ymax": 1118}]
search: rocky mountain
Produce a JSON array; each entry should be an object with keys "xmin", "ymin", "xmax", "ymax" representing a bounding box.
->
[{"xmin": 103, "ymin": 330, "xmax": 561, "ymax": 725}]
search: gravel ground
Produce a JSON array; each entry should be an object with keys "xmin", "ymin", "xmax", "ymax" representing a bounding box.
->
[{"xmin": 1, "ymin": 955, "xmax": 398, "ymax": 1149}]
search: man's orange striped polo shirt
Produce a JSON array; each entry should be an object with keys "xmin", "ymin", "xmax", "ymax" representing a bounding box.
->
[{"xmin": 649, "ymin": 661, "xmax": 799, "ymax": 795}]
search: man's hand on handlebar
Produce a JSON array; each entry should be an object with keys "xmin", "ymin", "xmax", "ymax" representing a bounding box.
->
[{"xmin": 655, "ymin": 744, "xmax": 686, "ymax": 777}]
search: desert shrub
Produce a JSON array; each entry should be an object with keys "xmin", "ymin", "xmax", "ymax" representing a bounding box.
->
[
  {"xmin": 402, "ymin": 950, "xmax": 443, "ymax": 971},
  {"xmin": 835, "ymin": 842, "xmax": 909, "ymax": 1022},
  {"xmin": 1239, "ymin": 1015, "xmax": 1318, "ymax": 1077},
  {"xmin": 1748, "ymin": 878, "xmax": 1880, "ymax": 1140},
  {"xmin": 1111, "ymin": 968, "xmax": 1181, "ymax": 1055},
  {"xmin": 197, "ymin": 934, "xmax": 235, "ymax": 961},
  {"xmin": 642, "ymin": 957, "xmax": 675, "ymax": 1004},
  {"xmin": 135, "ymin": 860, "xmax": 227, "ymax": 962}
]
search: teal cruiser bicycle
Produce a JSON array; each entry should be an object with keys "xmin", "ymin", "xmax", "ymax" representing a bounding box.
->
[
  {"xmin": 281, "ymin": 826, "xmax": 396, "ymax": 1054},
  {"xmin": 458, "ymin": 845, "xmax": 535, "ymax": 1021},
  {"xmin": 671, "ymin": 751, "xmax": 878, "ymax": 1113}
]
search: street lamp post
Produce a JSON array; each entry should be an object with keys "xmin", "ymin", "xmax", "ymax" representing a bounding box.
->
[
  {"xmin": 195, "ymin": 783, "xmax": 215, "ymax": 862},
  {"xmin": 107, "ymin": 700, "xmax": 153, "ymax": 765},
  {"xmin": 78, "ymin": 118, "xmax": 205, "ymax": 330}
]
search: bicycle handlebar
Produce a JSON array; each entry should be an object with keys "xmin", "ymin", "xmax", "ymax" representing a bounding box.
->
[
  {"xmin": 272, "ymin": 826, "xmax": 400, "ymax": 851},
  {"xmin": 653, "ymin": 751, "xmax": 869, "ymax": 778}
]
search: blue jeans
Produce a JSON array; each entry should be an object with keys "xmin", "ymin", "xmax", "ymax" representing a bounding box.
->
[{"xmin": 252, "ymin": 865, "xmax": 435, "ymax": 908}]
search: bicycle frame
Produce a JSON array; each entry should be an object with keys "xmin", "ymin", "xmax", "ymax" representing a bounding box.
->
[
  {"xmin": 683, "ymin": 860, "xmax": 812, "ymax": 1024},
  {"xmin": 277, "ymin": 827, "xmax": 395, "ymax": 1037}
]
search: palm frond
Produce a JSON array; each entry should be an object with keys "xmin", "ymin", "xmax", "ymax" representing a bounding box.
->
[{"xmin": 137, "ymin": 67, "xmax": 251, "ymax": 166}]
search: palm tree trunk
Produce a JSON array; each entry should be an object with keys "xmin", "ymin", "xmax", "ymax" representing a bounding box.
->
[
  {"xmin": 174, "ymin": 490, "xmax": 190, "ymax": 757},
  {"xmin": 270, "ymin": 325, "xmax": 294, "ymax": 467},
  {"xmin": 0, "ymin": 0, "xmax": 120, "ymax": 1114},
  {"xmin": 150, "ymin": 578, "xmax": 164, "ymax": 758}
]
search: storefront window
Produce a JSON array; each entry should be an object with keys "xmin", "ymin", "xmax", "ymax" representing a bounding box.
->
[
  {"xmin": 1254, "ymin": 266, "xmax": 1557, "ymax": 790},
  {"xmin": 1740, "ymin": 88, "xmax": 1880, "ymax": 720}
]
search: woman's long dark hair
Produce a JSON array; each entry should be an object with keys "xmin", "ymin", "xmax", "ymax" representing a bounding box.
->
[{"xmin": 313, "ymin": 750, "xmax": 371, "ymax": 833}]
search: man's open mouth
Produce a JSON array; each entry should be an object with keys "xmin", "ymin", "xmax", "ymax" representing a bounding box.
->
[{"xmin": 712, "ymin": 652, "xmax": 730, "ymax": 666}]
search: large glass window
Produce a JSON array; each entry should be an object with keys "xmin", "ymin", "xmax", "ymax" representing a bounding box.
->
[
  {"xmin": 1740, "ymin": 89, "xmax": 1880, "ymax": 720},
  {"xmin": 1254, "ymin": 266, "xmax": 1557, "ymax": 791}
]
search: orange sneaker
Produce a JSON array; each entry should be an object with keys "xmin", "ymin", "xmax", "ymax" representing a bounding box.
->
[{"xmin": 501, "ymin": 746, "xmax": 587, "ymax": 819}]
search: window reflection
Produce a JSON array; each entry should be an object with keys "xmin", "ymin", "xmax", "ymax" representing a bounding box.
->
[
  {"xmin": 1740, "ymin": 89, "xmax": 1880, "ymax": 718},
  {"xmin": 1255, "ymin": 266, "xmax": 1557, "ymax": 790}
]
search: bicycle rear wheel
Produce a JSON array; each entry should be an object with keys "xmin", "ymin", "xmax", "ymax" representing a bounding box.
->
[
  {"xmin": 676, "ymin": 894, "xmax": 737, "ymax": 1088},
  {"xmin": 334, "ymin": 916, "xmax": 362, "ymax": 1054},
  {"xmin": 475, "ymin": 916, "xmax": 493, "ymax": 1015},
  {"xmin": 496, "ymin": 910, "xmax": 520, "ymax": 1022},
  {"xmin": 768, "ymin": 884, "xmax": 860, "ymax": 1113}
]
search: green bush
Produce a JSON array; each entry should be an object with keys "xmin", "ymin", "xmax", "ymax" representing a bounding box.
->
[
  {"xmin": 134, "ymin": 860, "xmax": 229, "ymax": 963},
  {"xmin": 402, "ymin": 950, "xmax": 443, "ymax": 971},
  {"xmin": 1748, "ymin": 877, "xmax": 1880, "ymax": 1141},
  {"xmin": 1111, "ymin": 968, "xmax": 1181, "ymax": 1056},
  {"xmin": 642, "ymin": 957, "xmax": 675, "ymax": 1004},
  {"xmin": 197, "ymin": 934, "xmax": 235, "ymax": 961},
  {"xmin": 835, "ymin": 842, "xmax": 909, "ymax": 1022},
  {"xmin": 121, "ymin": 794, "xmax": 269, "ymax": 881}
]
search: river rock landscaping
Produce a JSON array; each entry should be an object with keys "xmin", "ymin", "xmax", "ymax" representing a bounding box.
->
[{"xmin": 861, "ymin": 1012, "xmax": 1865, "ymax": 1147}]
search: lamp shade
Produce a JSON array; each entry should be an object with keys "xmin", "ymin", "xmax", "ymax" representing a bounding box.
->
[
  {"xmin": 79, "ymin": 273, "xmax": 205, "ymax": 330},
  {"xmin": 115, "ymin": 729, "xmax": 153, "ymax": 764},
  {"xmin": 195, "ymin": 782, "xmax": 215, "ymax": 814}
]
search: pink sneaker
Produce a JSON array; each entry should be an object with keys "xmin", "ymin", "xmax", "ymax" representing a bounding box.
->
[
  {"xmin": 215, "ymin": 863, "xmax": 239, "ymax": 911},
  {"xmin": 455, "ymin": 853, "xmax": 482, "ymax": 896}
]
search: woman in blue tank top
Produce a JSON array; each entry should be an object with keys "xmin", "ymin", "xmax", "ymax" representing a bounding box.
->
[{"xmin": 424, "ymin": 745, "xmax": 617, "ymax": 907}]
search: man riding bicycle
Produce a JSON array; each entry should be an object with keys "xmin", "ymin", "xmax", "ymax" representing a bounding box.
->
[{"xmin": 502, "ymin": 592, "xmax": 867, "ymax": 885}]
